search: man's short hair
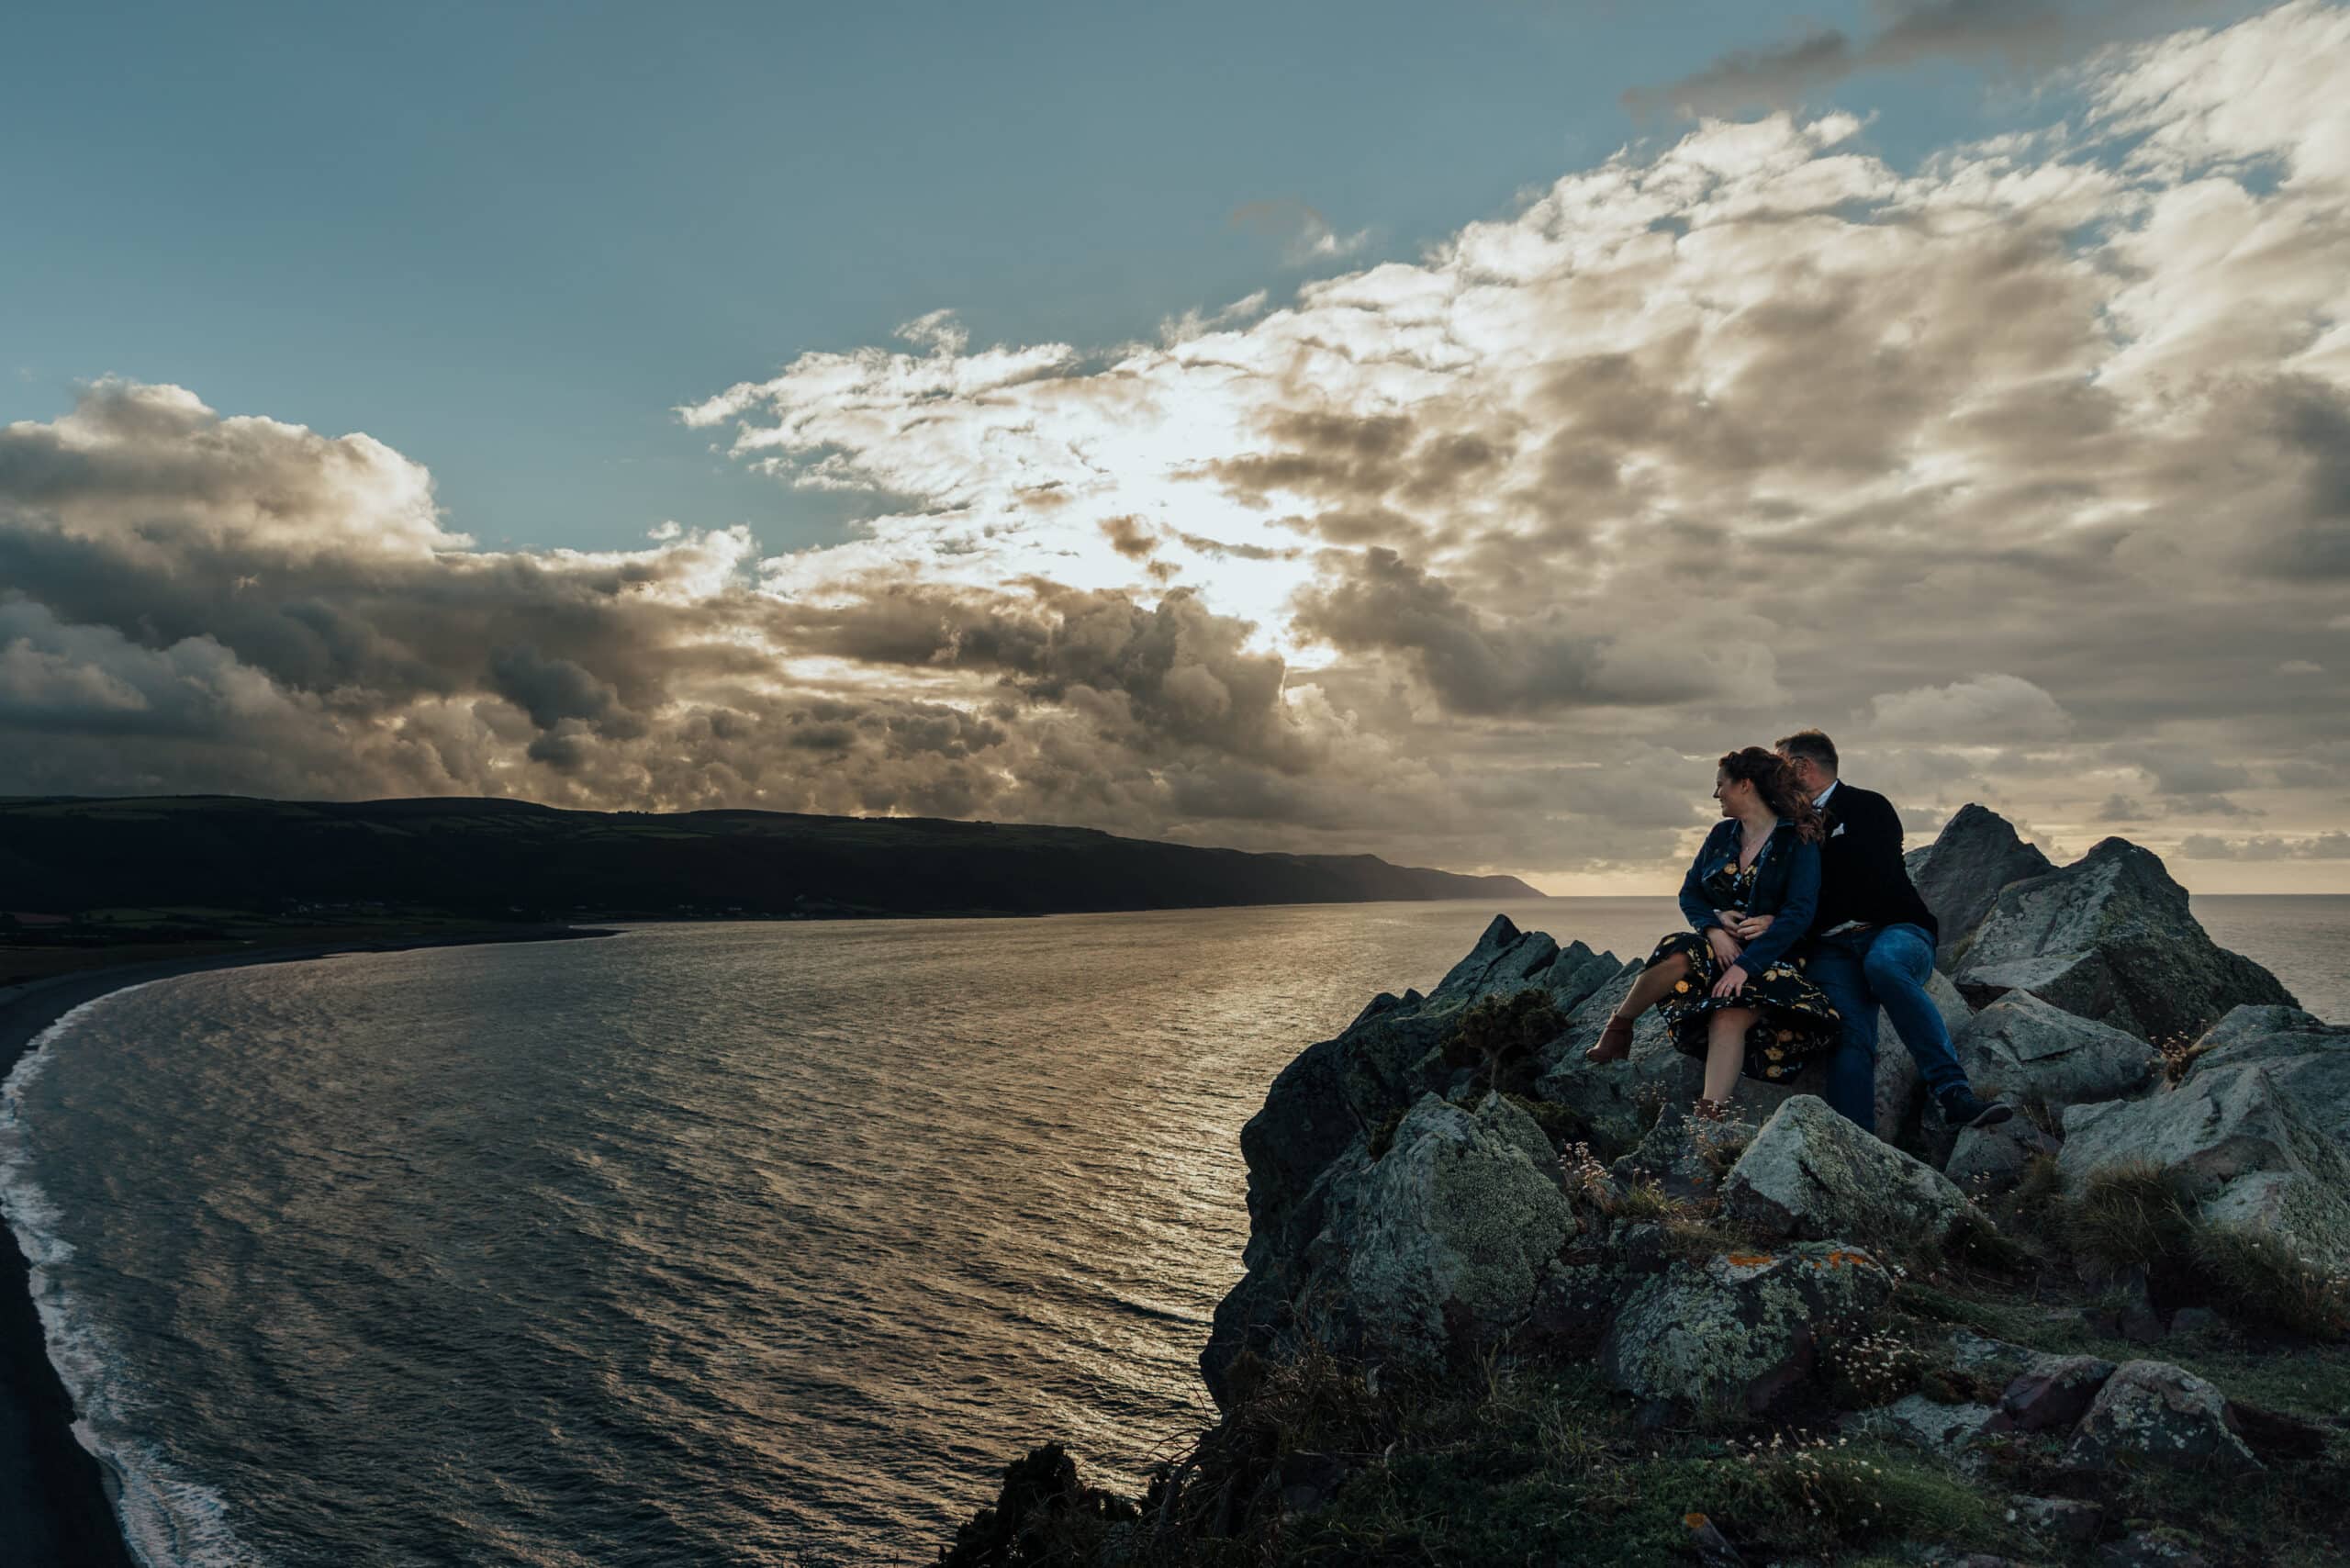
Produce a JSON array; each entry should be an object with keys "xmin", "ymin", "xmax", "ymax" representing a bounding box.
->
[{"xmin": 1776, "ymin": 728, "xmax": 1839, "ymax": 774}]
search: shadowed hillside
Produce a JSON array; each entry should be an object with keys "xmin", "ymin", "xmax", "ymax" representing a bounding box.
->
[{"xmin": 0, "ymin": 795, "xmax": 1541, "ymax": 924}]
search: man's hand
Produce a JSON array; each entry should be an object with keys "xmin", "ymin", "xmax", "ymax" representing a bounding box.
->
[
  {"xmin": 1710, "ymin": 963, "xmax": 1751, "ymax": 1000},
  {"xmin": 1729, "ymin": 913, "xmax": 1776, "ymax": 941},
  {"xmin": 1707, "ymin": 928, "xmax": 1743, "ymax": 968}
]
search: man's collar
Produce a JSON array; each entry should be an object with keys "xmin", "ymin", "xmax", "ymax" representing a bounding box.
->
[{"xmin": 1813, "ymin": 778, "xmax": 1840, "ymax": 809}]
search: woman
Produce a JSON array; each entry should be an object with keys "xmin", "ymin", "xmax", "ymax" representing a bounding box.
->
[{"xmin": 1582, "ymin": 746, "xmax": 1841, "ymax": 1120}]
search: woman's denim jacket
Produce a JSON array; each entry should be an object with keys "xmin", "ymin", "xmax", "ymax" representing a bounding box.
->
[{"xmin": 1675, "ymin": 817, "xmax": 1820, "ymax": 976}]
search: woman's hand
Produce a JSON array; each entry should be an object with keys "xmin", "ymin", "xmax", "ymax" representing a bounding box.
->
[
  {"xmin": 1710, "ymin": 963, "xmax": 1751, "ymax": 999},
  {"xmin": 1707, "ymin": 927, "xmax": 1743, "ymax": 968},
  {"xmin": 1730, "ymin": 913, "xmax": 1776, "ymax": 941}
]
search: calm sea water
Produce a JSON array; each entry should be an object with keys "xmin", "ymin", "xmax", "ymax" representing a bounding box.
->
[{"xmin": 2, "ymin": 896, "xmax": 2341, "ymax": 1567}]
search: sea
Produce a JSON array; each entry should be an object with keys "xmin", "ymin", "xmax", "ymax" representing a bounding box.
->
[{"xmin": 2, "ymin": 896, "xmax": 2343, "ymax": 1567}]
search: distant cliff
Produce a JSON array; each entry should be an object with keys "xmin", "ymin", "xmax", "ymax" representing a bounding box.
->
[{"xmin": 0, "ymin": 795, "xmax": 1542, "ymax": 921}]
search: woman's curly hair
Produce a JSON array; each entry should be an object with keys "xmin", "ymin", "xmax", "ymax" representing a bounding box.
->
[{"xmin": 1720, "ymin": 745, "xmax": 1826, "ymax": 844}]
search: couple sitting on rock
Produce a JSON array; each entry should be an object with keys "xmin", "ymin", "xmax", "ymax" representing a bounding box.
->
[{"xmin": 1583, "ymin": 728, "xmax": 2014, "ymax": 1136}]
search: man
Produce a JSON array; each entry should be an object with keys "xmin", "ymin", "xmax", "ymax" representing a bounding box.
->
[{"xmin": 1758, "ymin": 729, "xmax": 2013, "ymax": 1133}]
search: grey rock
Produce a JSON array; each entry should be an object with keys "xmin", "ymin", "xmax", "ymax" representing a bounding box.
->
[
  {"xmin": 1952, "ymin": 991, "xmax": 2162, "ymax": 1109},
  {"xmin": 1953, "ymin": 838, "xmax": 2296, "ymax": 1044},
  {"xmin": 2098, "ymin": 1533, "xmax": 2215, "ymax": 1568},
  {"xmin": 2167, "ymin": 1306, "xmax": 2220, "ymax": 1337},
  {"xmin": 2066, "ymin": 1360, "xmax": 2263, "ymax": 1473},
  {"xmin": 2013, "ymin": 1495, "xmax": 2102, "ymax": 1545},
  {"xmin": 1945, "ymin": 1115, "xmax": 2061, "ymax": 1199},
  {"xmin": 1610, "ymin": 1103, "xmax": 1757, "ymax": 1203},
  {"xmin": 1998, "ymin": 1353, "xmax": 2119, "ymax": 1432},
  {"xmin": 1946, "ymin": 1327, "xmax": 2042, "ymax": 1383},
  {"xmin": 1425, "ymin": 913, "xmax": 1565, "ymax": 1012},
  {"xmin": 1943, "ymin": 1330, "xmax": 2117, "ymax": 1428},
  {"xmin": 1298, "ymin": 1092, "xmax": 1574, "ymax": 1374},
  {"xmin": 1842, "ymin": 1394, "xmax": 2006, "ymax": 1470},
  {"xmin": 1913, "ymin": 803, "xmax": 2055, "ymax": 971},
  {"xmin": 1524, "ymin": 1257, "xmax": 1635, "ymax": 1352},
  {"xmin": 2060, "ymin": 1061, "xmax": 2350, "ymax": 1267},
  {"xmin": 1598, "ymin": 1242, "xmax": 1896, "ymax": 1412},
  {"xmin": 2177, "ymin": 1004, "xmax": 2350, "ymax": 1155},
  {"xmin": 1720, "ymin": 1094, "xmax": 1978, "ymax": 1250}
]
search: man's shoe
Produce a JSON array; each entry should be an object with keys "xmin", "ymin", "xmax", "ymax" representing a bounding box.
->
[{"xmin": 1938, "ymin": 1087, "xmax": 2014, "ymax": 1130}]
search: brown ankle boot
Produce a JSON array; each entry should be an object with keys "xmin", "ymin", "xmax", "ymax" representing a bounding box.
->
[{"xmin": 1583, "ymin": 1014, "xmax": 1636, "ymax": 1064}]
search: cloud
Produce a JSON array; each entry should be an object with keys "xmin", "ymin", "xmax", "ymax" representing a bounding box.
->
[
  {"xmin": 9, "ymin": 4, "xmax": 2350, "ymax": 885},
  {"xmin": 1229, "ymin": 200, "xmax": 1371, "ymax": 265},
  {"xmin": 2179, "ymin": 831, "xmax": 2350, "ymax": 858},
  {"xmin": 1867, "ymin": 674, "xmax": 2074, "ymax": 740},
  {"xmin": 1626, "ymin": 0, "xmax": 2226, "ymax": 118}
]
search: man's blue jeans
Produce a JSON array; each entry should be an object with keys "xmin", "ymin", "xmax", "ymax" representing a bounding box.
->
[{"xmin": 1809, "ymin": 922, "xmax": 1970, "ymax": 1127}]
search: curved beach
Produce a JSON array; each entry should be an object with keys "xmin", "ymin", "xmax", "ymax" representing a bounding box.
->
[{"xmin": 0, "ymin": 929, "xmax": 615, "ymax": 1568}]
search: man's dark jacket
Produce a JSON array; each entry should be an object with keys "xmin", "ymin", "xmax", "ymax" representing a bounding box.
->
[{"xmin": 1816, "ymin": 781, "xmax": 1939, "ymax": 940}]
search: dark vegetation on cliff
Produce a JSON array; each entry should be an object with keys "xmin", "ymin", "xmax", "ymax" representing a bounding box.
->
[
  {"xmin": 0, "ymin": 793, "xmax": 1539, "ymax": 929},
  {"xmin": 941, "ymin": 808, "xmax": 2347, "ymax": 1568}
]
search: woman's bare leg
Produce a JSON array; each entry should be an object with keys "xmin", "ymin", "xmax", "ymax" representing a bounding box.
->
[
  {"xmin": 1701, "ymin": 1006, "xmax": 1757, "ymax": 1105},
  {"xmin": 1613, "ymin": 949, "xmax": 1692, "ymax": 1019}
]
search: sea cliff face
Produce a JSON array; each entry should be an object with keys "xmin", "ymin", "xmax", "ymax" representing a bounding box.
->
[{"xmin": 940, "ymin": 808, "xmax": 2348, "ymax": 1568}]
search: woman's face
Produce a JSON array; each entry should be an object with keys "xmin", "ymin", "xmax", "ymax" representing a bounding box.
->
[{"xmin": 1713, "ymin": 767, "xmax": 1740, "ymax": 815}]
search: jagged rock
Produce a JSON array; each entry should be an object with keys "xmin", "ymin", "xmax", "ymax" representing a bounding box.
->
[
  {"xmin": 1609, "ymin": 1103, "xmax": 1757, "ymax": 1203},
  {"xmin": 1720, "ymin": 1094, "xmax": 1977, "ymax": 1249},
  {"xmin": 2061, "ymin": 1062, "xmax": 2350, "ymax": 1266},
  {"xmin": 1953, "ymin": 839, "xmax": 2296, "ymax": 1044},
  {"xmin": 1952, "ymin": 991, "xmax": 2162, "ymax": 1108},
  {"xmin": 1946, "ymin": 1115, "xmax": 2061, "ymax": 1199},
  {"xmin": 1425, "ymin": 913, "xmax": 1565, "ymax": 1012},
  {"xmin": 2067, "ymin": 1360, "xmax": 2262, "ymax": 1473},
  {"xmin": 1944, "ymin": 1330, "xmax": 2118, "ymax": 1429},
  {"xmin": 1913, "ymin": 803, "xmax": 2055, "ymax": 970},
  {"xmin": 2177, "ymin": 1005, "xmax": 2350, "ymax": 1155},
  {"xmin": 1295, "ymin": 1092, "xmax": 1572, "ymax": 1374},
  {"xmin": 1598, "ymin": 1243, "xmax": 1895, "ymax": 1412},
  {"xmin": 1998, "ymin": 1352, "xmax": 2120, "ymax": 1432}
]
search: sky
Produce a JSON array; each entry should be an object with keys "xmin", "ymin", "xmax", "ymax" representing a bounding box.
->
[{"xmin": 3, "ymin": 0, "xmax": 2345, "ymax": 893}]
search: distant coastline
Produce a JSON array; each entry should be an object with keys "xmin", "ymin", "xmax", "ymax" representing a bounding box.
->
[{"xmin": 0, "ymin": 924, "xmax": 619, "ymax": 1568}]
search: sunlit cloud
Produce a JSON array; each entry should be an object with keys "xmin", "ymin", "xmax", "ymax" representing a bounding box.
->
[{"xmin": 6, "ymin": 4, "xmax": 2349, "ymax": 888}]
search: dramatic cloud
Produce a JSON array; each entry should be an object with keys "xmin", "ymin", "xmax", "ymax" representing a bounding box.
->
[{"xmin": 9, "ymin": 4, "xmax": 2350, "ymax": 889}]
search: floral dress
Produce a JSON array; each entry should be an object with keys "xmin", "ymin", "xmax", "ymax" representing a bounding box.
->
[{"xmin": 1643, "ymin": 854, "xmax": 1842, "ymax": 1083}]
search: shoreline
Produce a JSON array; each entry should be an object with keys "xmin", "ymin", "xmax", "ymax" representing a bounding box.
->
[{"xmin": 0, "ymin": 924, "xmax": 620, "ymax": 1568}]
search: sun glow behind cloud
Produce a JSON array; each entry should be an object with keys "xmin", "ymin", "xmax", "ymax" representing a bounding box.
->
[{"xmin": 4, "ymin": 3, "xmax": 2348, "ymax": 890}]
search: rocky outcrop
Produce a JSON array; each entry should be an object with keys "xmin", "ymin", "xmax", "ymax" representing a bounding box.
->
[
  {"xmin": 1952, "ymin": 991, "xmax": 2162, "ymax": 1108},
  {"xmin": 1205, "ymin": 914, "xmax": 1616, "ymax": 1402},
  {"xmin": 1720, "ymin": 1095, "xmax": 1977, "ymax": 1249},
  {"xmin": 1598, "ymin": 1244, "xmax": 1896, "ymax": 1413},
  {"xmin": 2065, "ymin": 1360, "xmax": 2263, "ymax": 1473},
  {"xmin": 1294, "ymin": 1092, "xmax": 1573, "ymax": 1373},
  {"xmin": 1207, "ymin": 815, "xmax": 2322, "ymax": 1422},
  {"xmin": 1953, "ymin": 838, "xmax": 2296, "ymax": 1044},
  {"xmin": 1945, "ymin": 1114, "xmax": 2061, "ymax": 1198},
  {"xmin": 2175, "ymin": 1005, "xmax": 2350, "ymax": 1153},
  {"xmin": 1911, "ymin": 802, "xmax": 2055, "ymax": 970},
  {"xmin": 2060, "ymin": 1061, "xmax": 2350, "ymax": 1265}
]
